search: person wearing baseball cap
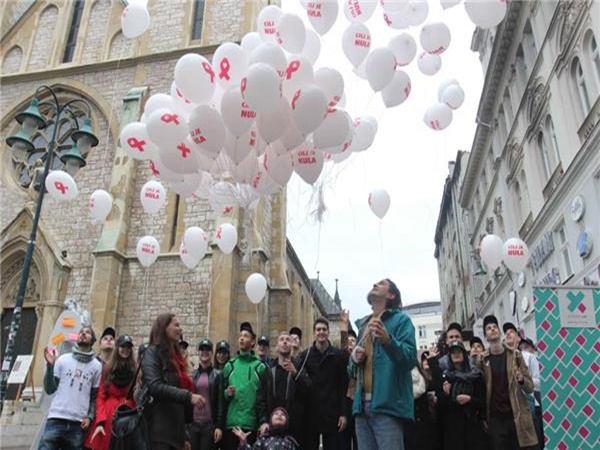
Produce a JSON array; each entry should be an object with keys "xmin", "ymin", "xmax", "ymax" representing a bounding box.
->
[
  {"xmin": 189, "ymin": 338, "xmax": 225, "ymax": 448},
  {"xmin": 469, "ymin": 336, "xmax": 485, "ymax": 357},
  {"xmin": 214, "ymin": 340, "xmax": 231, "ymax": 371},
  {"xmin": 289, "ymin": 327, "xmax": 303, "ymax": 361},
  {"xmin": 476, "ymin": 315, "xmax": 538, "ymax": 449},
  {"xmin": 502, "ymin": 322, "xmax": 521, "ymax": 350},
  {"xmin": 257, "ymin": 335, "xmax": 271, "ymax": 365},
  {"xmin": 96, "ymin": 326, "xmax": 116, "ymax": 365}
]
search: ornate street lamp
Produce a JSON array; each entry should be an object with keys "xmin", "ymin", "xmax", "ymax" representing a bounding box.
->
[{"xmin": 0, "ymin": 86, "xmax": 98, "ymax": 411}]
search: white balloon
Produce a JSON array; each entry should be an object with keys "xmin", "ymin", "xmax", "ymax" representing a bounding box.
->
[
  {"xmin": 257, "ymin": 98, "xmax": 291, "ymax": 143},
  {"xmin": 241, "ymin": 32, "xmax": 263, "ymax": 56},
  {"xmin": 369, "ymin": 188, "xmax": 391, "ymax": 219},
  {"xmin": 243, "ymin": 63, "xmax": 282, "ymax": 113},
  {"xmin": 382, "ymin": 70, "xmax": 411, "ymax": 108},
  {"xmin": 351, "ymin": 117, "xmax": 377, "ymax": 152},
  {"xmin": 257, "ymin": 5, "xmax": 283, "ymax": 43},
  {"xmin": 293, "ymin": 146, "xmax": 324, "ymax": 185},
  {"xmin": 121, "ymin": 3, "xmax": 150, "ymax": 39},
  {"xmin": 306, "ymin": 0, "xmax": 339, "ymax": 36},
  {"xmin": 480, "ymin": 234, "xmax": 504, "ymax": 270},
  {"xmin": 420, "ymin": 22, "xmax": 451, "ymax": 55},
  {"xmin": 383, "ymin": 9, "xmax": 410, "ymax": 30},
  {"xmin": 215, "ymin": 223, "xmax": 238, "ymax": 254},
  {"xmin": 342, "ymin": 22, "xmax": 371, "ymax": 67},
  {"xmin": 140, "ymin": 180, "xmax": 166, "ymax": 214},
  {"xmin": 302, "ymin": 28, "xmax": 321, "ymax": 65},
  {"xmin": 245, "ymin": 273, "xmax": 268, "ymax": 304},
  {"xmin": 279, "ymin": 121, "xmax": 305, "ymax": 150},
  {"xmin": 343, "ymin": 0, "xmax": 377, "ymax": 23},
  {"xmin": 276, "ymin": 13, "xmax": 306, "ymax": 54},
  {"xmin": 441, "ymin": 84, "xmax": 465, "ymax": 109},
  {"xmin": 213, "ymin": 42, "xmax": 248, "ymax": 89},
  {"xmin": 437, "ymin": 79, "xmax": 460, "ymax": 101},
  {"xmin": 45, "ymin": 170, "xmax": 77, "ymax": 201},
  {"xmin": 503, "ymin": 238, "xmax": 530, "ymax": 272},
  {"xmin": 221, "ymin": 85, "xmax": 256, "ymax": 137},
  {"xmin": 313, "ymin": 109, "xmax": 351, "ymax": 150},
  {"xmin": 251, "ymin": 164, "xmax": 281, "ymax": 196},
  {"xmin": 314, "ymin": 67, "xmax": 344, "ymax": 110},
  {"xmin": 158, "ymin": 137, "xmax": 199, "ymax": 174},
  {"xmin": 381, "ymin": 0, "xmax": 409, "ymax": 13},
  {"xmin": 174, "ymin": 53, "xmax": 216, "ymax": 104},
  {"xmin": 170, "ymin": 82, "xmax": 196, "ymax": 117},
  {"xmin": 224, "ymin": 128, "xmax": 257, "ymax": 164},
  {"xmin": 406, "ymin": 0, "xmax": 429, "ymax": 26},
  {"xmin": 249, "ymin": 43, "xmax": 287, "ymax": 78},
  {"xmin": 148, "ymin": 159, "xmax": 184, "ymax": 183},
  {"xmin": 263, "ymin": 145, "xmax": 294, "ymax": 186},
  {"xmin": 465, "ymin": 0, "xmax": 507, "ymax": 29},
  {"xmin": 365, "ymin": 47, "xmax": 396, "ymax": 92},
  {"xmin": 188, "ymin": 105, "xmax": 226, "ymax": 155},
  {"xmin": 136, "ymin": 235, "xmax": 160, "ymax": 267},
  {"xmin": 170, "ymin": 173, "xmax": 202, "ymax": 197},
  {"xmin": 144, "ymin": 93, "xmax": 175, "ymax": 116},
  {"xmin": 289, "ymin": 84, "xmax": 328, "ymax": 136},
  {"xmin": 353, "ymin": 57, "xmax": 368, "ymax": 80},
  {"xmin": 179, "ymin": 243, "xmax": 201, "ymax": 269},
  {"xmin": 441, "ymin": 0, "xmax": 461, "ymax": 9},
  {"xmin": 388, "ymin": 33, "xmax": 416, "ymax": 67},
  {"xmin": 120, "ymin": 121, "xmax": 158, "ymax": 161},
  {"xmin": 282, "ymin": 56, "xmax": 314, "ymax": 100},
  {"xmin": 423, "ymin": 103, "xmax": 453, "ymax": 131},
  {"xmin": 231, "ymin": 150, "xmax": 259, "ymax": 184},
  {"xmin": 184, "ymin": 226, "xmax": 208, "ymax": 260},
  {"xmin": 417, "ymin": 52, "xmax": 442, "ymax": 76},
  {"xmin": 89, "ymin": 190, "xmax": 113, "ymax": 221},
  {"xmin": 146, "ymin": 108, "xmax": 188, "ymax": 148}
]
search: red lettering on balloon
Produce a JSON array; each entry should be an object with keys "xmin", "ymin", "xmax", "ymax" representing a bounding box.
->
[
  {"xmin": 177, "ymin": 143, "xmax": 191, "ymax": 158},
  {"xmin": 191, "ymin": 128, "xmax": 206, "ymax": 145},
  {"xmin": 54, "ymin": 181, "xmax": 68, "ymax": 195},
  {"xmin": 202, "ymin": 62, "xmax": 216, "ymax": 83},
  {"xmin": 219, "ymin": 58, "xmax": 231, "ymax": 81},
  {"xmin": 127, "ymin": 137, "xmax": 146, "ymax": 152},
  {"xmin": 161, "ymin": 113, "xmax": 180, "ymax": 125},
  {"xmin": 286, "ymin": 61, "xmax": 301, "ymax": 80}
]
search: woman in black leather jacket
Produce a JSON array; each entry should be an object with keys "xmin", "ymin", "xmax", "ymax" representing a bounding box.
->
[
  {"xmin": 189, "ymin": 339, "xmax": 225, "ymax": 450},
  {"xmin": 141, "ymin": 314, "xmax": 205, "ymax": 450}
]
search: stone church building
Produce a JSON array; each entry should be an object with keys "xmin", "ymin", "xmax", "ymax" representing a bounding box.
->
[{"xmin": 0, "ymin": 0, "xmax": 341, "ymax": 394}]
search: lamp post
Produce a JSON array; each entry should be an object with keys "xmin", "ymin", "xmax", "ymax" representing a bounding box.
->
[{"xmin": 0, "ymin": 85, "xmax": 98, "ymax": 412}]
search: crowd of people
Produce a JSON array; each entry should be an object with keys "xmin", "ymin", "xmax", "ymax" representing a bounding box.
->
[{"xmin": 37, "ymin": 277, "xmax": 544, "ymax": 450}]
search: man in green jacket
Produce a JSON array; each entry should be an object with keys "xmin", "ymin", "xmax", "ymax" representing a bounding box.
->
[
  {"xmin": 350, "ymin": 278, "xmax": 417, "ymax": 450},
  {"xmin": 221, "ymin": 321, "xmax": 268, "ymax": 450}
]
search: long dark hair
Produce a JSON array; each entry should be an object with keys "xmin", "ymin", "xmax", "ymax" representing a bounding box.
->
[
  {"xmin": 103, "ymin": 343, "xmax": 136, "ymax": 390},
  {"xmin": 149, "ymin": 313, "xmax": 182, "ymax": 362}
]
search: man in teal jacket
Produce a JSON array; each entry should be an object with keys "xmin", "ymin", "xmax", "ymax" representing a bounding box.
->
[
  {"xmin": 350, "ymin": 278, "xmax": 417, "ymax": 450},
  {"xmin": 221, "ymin": 321, "xmax": 268, "ymax": 450}
]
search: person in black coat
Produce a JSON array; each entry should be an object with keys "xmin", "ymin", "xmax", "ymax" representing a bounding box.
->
[
  {"xmin": 189, "ymin": 339, "xmax": 225, "ymax": 450},
  {"xmin": 141, "ymin": 313, "xmax": 205, "ymax": 450},
  {"xmin": 296, "ymin": 318, "xmax": 348, "ymax": 450},
  {"xmin": 438, "ymin": 341, "xmax": 487, "ymax": 450}
]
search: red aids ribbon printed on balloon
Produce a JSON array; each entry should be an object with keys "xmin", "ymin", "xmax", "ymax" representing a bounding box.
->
[
  {"xmin": 127, "ymin": 137, "xmax": 146, "ymax": 153},
  {"xmin": 240, "ymin": 77, "xmax": 247, "ymax": 95},
  {"xmin": 291, "ymin": 90, "xmax": 301, "ymax": 110},
  {"xmin": 177, "ymin": 143, "xmax": 191, "ymax": 158},
  {"xmin": 176, "ymin": 88, "xmax": 191, "ymax": 104},
  {"xmin": 383, "ymin": 13, "xmax": 392, "ymax": 27},
  {"xmin": 202, "ymin": 62, "xmax": 216, "ymax": 83},
  {"xmin": 219, "ymin": 58, "xmax": 231, "ymax": 81},
  {"xmin": 286, "ymin": 61, "xmax": 301, "ymax": 80},
  {"xmin": 223, "ymin": 206, "xmax": 233, "ymax": 214},
  {"xmin": 161, "ymin": 113, "xmax": 180, "ymax": 125},
  {"xmin": 149, "ymin": 161, "xmax": 160, "ymax": 176},
  {"xmin": 216, "ymin": 227, "xmax": 222, "ymax": 239},
  {"xmin": 55, "ymin": 181, "xmax": 68, "ymax": 195}
]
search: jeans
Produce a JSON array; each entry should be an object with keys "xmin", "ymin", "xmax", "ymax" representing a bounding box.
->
[
  {"xmin": 38, "ymin": 418, "xmax": 85, "ymax": 450},
  {"xmin": 355, "ymin": 401, "xmax": 405, "ymax": 450}
]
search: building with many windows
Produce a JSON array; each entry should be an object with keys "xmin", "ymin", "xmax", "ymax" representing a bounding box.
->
[
  {"xmin": 0, "ymin": 0, "xmax": 340, "ymax": 402},
  {"xmin": 403, "ymin": 301, "xmax": 443, "ymax": 350},
  {"xmin": 435, "ymin": 0, "xmax": 600, "ymax": 339}
]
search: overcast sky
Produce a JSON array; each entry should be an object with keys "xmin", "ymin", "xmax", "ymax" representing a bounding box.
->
[{"xmin": 281, "ymin": 0, "xmax": 484, "ymax": 321}]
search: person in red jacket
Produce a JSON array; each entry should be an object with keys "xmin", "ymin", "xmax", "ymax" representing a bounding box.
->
[{"xmin": 86, "ymin": 335, "xmax": 137, "ymax": 450}]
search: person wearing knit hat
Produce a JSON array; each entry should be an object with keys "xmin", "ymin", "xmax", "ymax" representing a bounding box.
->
[
  {"xmin": 232, "ymin": 407, "xmax": 299, "ymax": 450},
  {"xmin": 476, "ymin": 315, "xmax": 538, "ymax": 449}
]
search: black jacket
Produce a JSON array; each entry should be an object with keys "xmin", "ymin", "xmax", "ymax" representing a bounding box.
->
[
  {"xmin": 297, "ymin": 342, "xmax": 349, "ymax": 433},
  {"xmin": 141, "ymin": 345, "xmax": 193, "ymax": 448},
  {"xmin": 191, "ymin": 365, "xmax": 225, "ymax": 429}
]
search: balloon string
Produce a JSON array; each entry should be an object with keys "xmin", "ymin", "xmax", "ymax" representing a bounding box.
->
[
  {"xmin": 314, "ymin": 220, "xmax": 322, "ymax": 271},
  {"xmin": 379, "ymin": 220, "xmax": 385, "ymax": 274}
]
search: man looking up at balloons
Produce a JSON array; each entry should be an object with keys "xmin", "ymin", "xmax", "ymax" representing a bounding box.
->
[
  {"xmin": 221, "ymin": 322, "xmax": 268, "ymax": 450},
  {"xmin": 350, "ymin": 279, "xmax": 417, "ymax": 450}
]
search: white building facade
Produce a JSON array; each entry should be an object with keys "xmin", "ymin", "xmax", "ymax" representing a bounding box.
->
[
  {"xmin": 440, "ymin": 0, "xmax": 600, "ymax": 340},
  {"xmin": 403, "ymin": 301, "xmax": 443, "ymax": 350}
]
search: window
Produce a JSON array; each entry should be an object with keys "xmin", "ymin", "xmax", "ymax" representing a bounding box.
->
[
  {"xmin": 192, "ymin": 0, "xmax": 205, "ymax": 41},
  {"xmin": 418, "ymin": 326, "xmax": 427, "ymax": 338},
  {"xmin": 497, "ymin": 106, "xmax": 508, "ymax": 146},
  {"xmin": 554, "ymin": 222, "xmax": 574, "ymax": 279},
  {"xmin": 504, "ymin": 89, "xmax": 514, "ymax": 124},
  {"xmin": 63, "ymin": 0, "xmax": 84, "ymax": 63},
  {"xmin": 523, "ymin": 20, "xmax": 538, "ymax": 70},
  {"xmin": 513, "ymin": 181, "xmax": 523, "ymax": 226},
  {"xmin": 545, "ymin": 115, "xmax": 561, "ymax": 168},
  {"xmin": 515, "ymin": 45, "xmax": 529, "ymax": 90},
  {"xmin": 481, "ymin": 167, "xmax": 488, "ymax": 198},
  {"xmin": 572, "ymin": 57, "xmax": 591, "ymax": 115},
  {"xmin": 537, "ymin": 131, "xmax": 552, "ymax": 180},
  {"xmin": 585, "ymin": 30, "xmax": 600, "ymax": 91}
]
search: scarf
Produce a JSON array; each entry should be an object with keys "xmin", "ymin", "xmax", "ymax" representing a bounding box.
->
[
  {"xmin": 72, "ymin": 347, "xmax": 96, "ymax": 363},
  {"xmin": 173, "ymin": 352, "xmax": 194, "ymax": 392}
]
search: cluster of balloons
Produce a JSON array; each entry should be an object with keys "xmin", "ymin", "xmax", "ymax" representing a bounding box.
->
[
  {"xmin": 480, "ymin": 234, "xmax": 530, "ymax": 273},
  {"xmin": 423, "ymin": 78, "xmax": 465, "ymax": 130}
]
